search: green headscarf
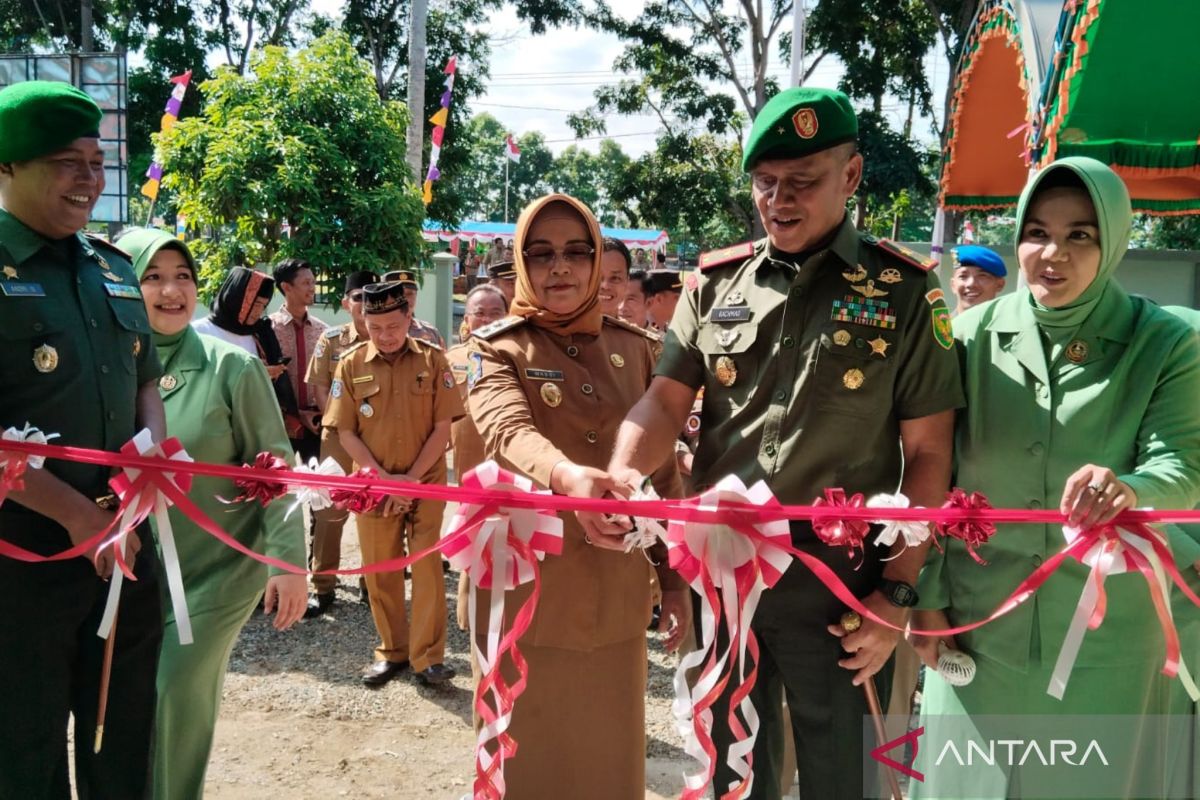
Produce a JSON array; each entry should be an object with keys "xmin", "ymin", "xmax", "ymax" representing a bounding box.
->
[
  {"xmin": 1015, "ymin": 156, "xmax": 1133, "ymax": 329},
  {"xmin": 115, "ymin": 226, "xmax": 199, "ymax": 359}
]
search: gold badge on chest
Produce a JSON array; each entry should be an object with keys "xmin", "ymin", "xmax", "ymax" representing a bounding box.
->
[
  {"xmin": 843, "ymin": 368, "xmax": 865, "ymax": 390},
  {"xmin": 842, "ymin": 265, "xmax": 867, "ymax": 282},
  {"xmin": 851, "ymin": 280, "xmax": 888, "ymax": 299},
  {"xmin": 133, "ymin": 337, "xmax": 142, "ymax": 357},
  {"xmin": 32, "ymin": 344, "xmax": 58, "ymax": 373},
  {"xmin": 610, "ymin": 353, "xmax": 625, "ymax": 368},
  {"xmin": 833, "ymin": 329, "xmax": 851, "ymax": 347},
  {"xmin": 1065, "ymin": 339, "xmax": 1089, "ymax": 364},
  {"xmin": 2, "ymin": 266, "xmax": 17, "ymax": 280},
  {"xmin": 877, "ymin": 268, "xmax": 903, "ymax": 284},
  {"xmin": 540, "ymin": 382, "xmax": 563, "ymax": 407},
  {"xmin": 715, "ymin": 355, "xmax": 737, "ymax": 387}
]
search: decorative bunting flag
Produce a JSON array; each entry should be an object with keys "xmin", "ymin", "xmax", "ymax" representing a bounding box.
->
[
  {"xmin": 504, "ymin": 134, "xmax": 521, "ymax": 163},
  {"xmin": 141, "ymin": 71, "xmax": 192, "ymax": 202},
  {"xmin": 422, "ymin": 56, "xmax": 457, "ymax": 207}
]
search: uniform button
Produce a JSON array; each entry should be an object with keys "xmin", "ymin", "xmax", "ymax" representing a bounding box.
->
[
  {"xmin": 764, "ymin": 444, "xmax": 776, "ymax": 457},
  {"xmin": 1032, "ymin": 554, "xmax": 1044, "ymax": 566},
  {"xmin": 774, "ymin": 390, "xmax": 786, "ymax": 401},
  {"xmin": 585, "ymin": 430, "xmax": 598, "ymax": 443},
  {"xmin": 567, "ymin": 345, "xmax": 580, "ymax": 357},
  {"xmin": 782, "ymin": 336, "xmax": 795, "ymax": 348},
  {"xmin": 107, "ymin": 411, "xmax": 116, "ymax": 421},
  {"xmin": 90, "ymin": 318, "xmax": 99, "ymax": 328},
  {"xmin": 100, "ymin": 365, "xmax": 110, "ymax": 374},
  {"xmin": 1030, "ymin": 442, "xmax": 1045, "ymax": 455},
  {"xmin": 1029, "ymin": 499, "xmax": 1042, "ymax": 509},
  {"xmin": 77, "ymin": 277, "xmax": 83, "ymax": 285},
  {"xmin": 33, "ymin": 322, "xmax": 44, "ymax": 332},
  {"xmin": 855, "ymin": 338, "xmax": 865, "ymax": 348},
  {"xmin": 581, "ymin": 383, "xmax": 594, "ymax": 395}
]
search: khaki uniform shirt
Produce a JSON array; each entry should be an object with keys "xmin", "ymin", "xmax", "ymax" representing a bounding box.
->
[
  {"xmin": 325, "ymin": 337, "xmax": 463, "ymax": 482},
  {"xmin": 468, "ymin": 316, "xmax": 683, "ymax": 651},
  {"xmin": 305, "ymin": 322, "xmax": 364, "ymax": 466},
  {"xmin": 657, "ymin": 216, "xmax": 965, "ymax": 505},
  {"xmin": 0, "ymin": 212, "xmax": 161, "ymax": 551},
  {"xmin": 445, "ymin": 343, "xmax": 486, "ymax": 477},
  {"xmin": 408, "ymin": 317, "xmax": 445, "ymax": 349}
]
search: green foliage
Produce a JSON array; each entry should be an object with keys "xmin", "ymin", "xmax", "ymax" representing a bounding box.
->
[
  {"xmin": 545, "ymin": 140, "xmax": 634, "ymax": 227},
  {"xmin": 158, "ymin": 31, "xmax": 424, "ymax": 298},
  {"xmin": 1135, "ymin": 215, "xmax": 1200, "ymax": 251}
]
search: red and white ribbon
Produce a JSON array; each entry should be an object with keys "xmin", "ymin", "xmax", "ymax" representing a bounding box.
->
[
  {"xmin": 284, "ymin": 455, "xmax": 346, "ymax": 519},
  {"xmin": 99, "ymin": 430, "xmax": 195, "ymax": 645},
  {"xmin": 0, "ymin": 424, "xmax": 59, "ymax": 507},
  {"xmin": 666, "ymin": 476, "xmax": 791, "ymax": 800},
  {"xmin": 441, "ymin": 461, "xmax": 562, "ymax": 800},
  {"xmin": 1049, "ymin": 522, "xmax": 1199, "ymax": 701},
  {"xmin": 868, "ymin": 492, "xmax": 932, "ymax": 559}
]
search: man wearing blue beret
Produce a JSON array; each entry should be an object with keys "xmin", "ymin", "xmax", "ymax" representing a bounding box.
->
[
  {"xmin": 0, "ymin": 80, "xmax": 166, "ymax": 798},
  {"xmin": 950, "ymin": 244, "xmax": 1007, "ymax": 314}
]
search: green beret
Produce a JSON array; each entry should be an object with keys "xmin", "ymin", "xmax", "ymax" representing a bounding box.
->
[
  {"xmin": 0, "ymin": 81, "xmax": 103, "ymax": 163},
  {"xmin": 742, "ymin": 87, "xmax": 858, "ymax": 171}
]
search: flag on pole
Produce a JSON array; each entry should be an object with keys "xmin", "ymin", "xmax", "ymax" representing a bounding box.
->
[
  {"xmin": 423, "ymin": 56, "xmax": 458, "ymax": 207},
  {"xmin": 141, "ymin": 71, "xmax": 192, "ymax": 202},
  {"xmin": 505, "ymin": 134, "xmax": 521, "ymax": 163}
]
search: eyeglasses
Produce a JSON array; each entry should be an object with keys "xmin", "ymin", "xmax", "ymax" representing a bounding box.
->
[{"xmin": 522, "ymin": 245, "xmax": 595, "ymax": 268}]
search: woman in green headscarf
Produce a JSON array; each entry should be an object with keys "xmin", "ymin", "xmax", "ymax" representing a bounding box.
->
[
  {"xmin": 909, "ymin": 158, "xmax": 1200, "ymax": 797},
  {"xmin": 116, "ymin": 227, "xmax": 307, "ymax": 800}
]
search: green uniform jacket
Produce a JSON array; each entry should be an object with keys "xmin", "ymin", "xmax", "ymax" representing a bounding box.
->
[
  {"xmin": 157, "ymin": 328, "xmax": 304, "ymax": 615},
  {"xmin": 0, "ymin": 210, "xmax": 160, "ymax": 550},
  {"xmin": 919, "ymin": 285, "xmax": 1200, "ymax": 670}
]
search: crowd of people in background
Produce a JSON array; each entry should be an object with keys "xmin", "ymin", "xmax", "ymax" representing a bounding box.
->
[{"xmin": 2, "ymin": 78, "xmax": 1198, "ymax": 800}]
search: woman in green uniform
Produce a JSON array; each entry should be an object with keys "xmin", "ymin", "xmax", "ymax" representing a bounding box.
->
[
  {"xmin": 119, "ymin": 228, "xmax": 307, "ymax": 800},
  {"xmin": 911, "ymin": 157, "xmax": 1200, "ymax": 797}
]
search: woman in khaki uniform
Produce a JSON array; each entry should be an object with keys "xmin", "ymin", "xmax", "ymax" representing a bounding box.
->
[{"xmin": 467, "ymin": 194, "xmax": 687, "ymax": 799}]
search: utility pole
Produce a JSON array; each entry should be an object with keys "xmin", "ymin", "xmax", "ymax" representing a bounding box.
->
[
  {"xmin": 405, "ymin": 0, "xmax": 429, "ymax": 181},
  {"xmin": 81, "ymin": 0, "xmax": 94, "ymax": 51},
  {"xmin": 790, "ymin": 0, "xmax": 806, "ymax": 86}
]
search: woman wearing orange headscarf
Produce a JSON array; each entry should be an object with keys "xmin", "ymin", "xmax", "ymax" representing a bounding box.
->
[{"xmin": 466, "ymin": 194, "xmax": 688, "ymax": 797}]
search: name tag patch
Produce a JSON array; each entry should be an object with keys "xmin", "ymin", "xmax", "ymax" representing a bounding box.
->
[
  {"xmin": 710, "ymin": 306, "xmax": 752, "ymax": 323},
  {"xmin": 0, "ymin": 282, "xmax": 45, "ymax": 297},
  {"xmin": 352, "ymin": 375, "xmax": 374, "ymax": 384},
  {"xmin": 830, "ymin": 295, "xmax": 897, "ymax": 330},
  {"xmin": 524, "ymin": 368, "xmax": 564, "ymax": 381},
  {"xmin": 104, "ymin": 282, "xmax": 142, "ymax": 299}
]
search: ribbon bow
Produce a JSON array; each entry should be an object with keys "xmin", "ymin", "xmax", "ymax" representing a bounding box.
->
[
  {"xmin": 0, "ymin": 424, "xmax": 59, "ymax": 507},
  {"xmin": 226, "ymin": 452, "xmax": 290, "ymax": 506},
  {"xmin": 623, "ymin": 476, "xmax": 668, "ymax": 554},
  {"xmin": 441, "ymin": 461, "xmax": 562, "ymax": 800},
  {"xmin": 867, "ymin": 492, "xmax": 932, "ymax": 559},
  {"xmin": 284, "ymin": 455, "xmax": 346, "ymax": 519},
  {"xmin": 330, "ymin": 468, "xmax": 382, "ymax": 514},
  {"xmin": 101, "ymin": 430, "xmax": 195, "ymax": 644},
  {"xmin": 812, "ymin": 488, "xmax": 871, "ymax": 560},
  {"xmin": 938, "ymin": 488, "xmax": 996, "ymax": 564},
  {"xmin": 666, "ymin": 476, "xmax": 792, "ymax": 800}
]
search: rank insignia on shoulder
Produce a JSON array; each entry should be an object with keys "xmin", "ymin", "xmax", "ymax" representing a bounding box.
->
[
  {"xmin": 472, "ymin": 315, "xmax": 526, "ymax": 340},
  {"xmin": 325, "ymin": 324, "xmax": 347, "ymax": 339},
  {"xmin": 603, "ymin": 315, "xmax": 661, "ymax": 342},
  {"xmin": 873, "ymin": 239, "xmax": 938, "ymax": 271},
  {"xmin": 699, "ymin": 241, "xmax": 755, "ymax": 270}
]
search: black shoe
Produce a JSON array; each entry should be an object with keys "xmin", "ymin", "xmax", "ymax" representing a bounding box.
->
[
  {"xmin": 361, "ymin": 659, "xmax": 409, "ymax": 687},
  {"xmin": 303, "ymin": 592, "xmax": 335, "ymax": 619},
  {"xmin": 416, "ymin": 663, "xmax": 456, "ymax": 686},
  {"xmin": 359, "ymin": 580, "xmax": 370, "ymax": 604},
  {"xmin": 647, "ymin": 605, "xmax": 662, "ymax": 631}
]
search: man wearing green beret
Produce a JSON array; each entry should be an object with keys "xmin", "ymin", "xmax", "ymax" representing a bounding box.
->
[
  {"xmin": 589, "ymin": 87, "xmax": 964, "ymax": 798},
  {"xmin": 0, "ymin": 80, "xmax": 167, "ymax": 798}
]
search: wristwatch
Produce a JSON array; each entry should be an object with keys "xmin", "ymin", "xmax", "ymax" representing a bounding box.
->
[{"xmin": 878, "ymin": 578, "xmax": 919, "ymax": 608}]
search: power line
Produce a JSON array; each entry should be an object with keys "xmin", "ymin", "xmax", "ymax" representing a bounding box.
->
[{"xmin": 542, "ymin": 131, "xmax": 661, "ymax": 143}]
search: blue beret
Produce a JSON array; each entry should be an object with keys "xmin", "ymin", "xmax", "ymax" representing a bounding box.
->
[{"xmin": 953, "ymin": 245, "xmax": 1006, "ymax": 278}]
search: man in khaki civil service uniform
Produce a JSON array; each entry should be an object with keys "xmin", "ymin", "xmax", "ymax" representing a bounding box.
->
[
  {"xmin": 0, "ymin": 80, "xmax": 166, "ymax": 798},
  {"xmin": 383, "ymin": 268, "xmax": 445, "ymax": 348},
  {"xmin": 302, "ymin": 269, "xmax": 378, "ymax": 617},
  {"xmin": 587, "ymin": 87, "xmax": 964, "ymax": 799},
  {"xmin": 326, "ymin": 281, "xmax": 464, "ymax": 687}
]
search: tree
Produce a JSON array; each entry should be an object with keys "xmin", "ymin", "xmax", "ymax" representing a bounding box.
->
[
  {"xmin": 158, "ymin": 31, "xmax": 425, "ymax": 297},
  {"xmin": 546, "ymin": 140, "xmax": 634, "ymax": 227}
]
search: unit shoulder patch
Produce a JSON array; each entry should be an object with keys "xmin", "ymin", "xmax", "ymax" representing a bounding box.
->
[
  {"xmin": 871, "ymin": 238, "xmax": 939, "ymax": 272},
  {"xmin": 699, "ymin": 241, "xmax": 756, "ymax": 271},
  {"xmin": 471, "ymin": 315, "xmax": 528, "ymax": 341},
  {"xmin": 603, "ymin": 315, "xmax": 661, "ymax": 342}
]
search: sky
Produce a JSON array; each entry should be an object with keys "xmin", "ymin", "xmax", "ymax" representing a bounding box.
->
[{"xmin": 308, "ymin": 0, "xmax": 951, "ymax": 158}]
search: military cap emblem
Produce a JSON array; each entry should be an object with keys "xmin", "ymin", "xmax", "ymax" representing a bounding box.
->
[
  {"xmin": 843, "ymin": 368, "xmax": 864, "ymax": 390},
  {"xmin": 540, "ymin": 382, "xmax": 563, "ymax": 407},
  {"xmin": 878, "ymin": 268, "xmax": 903, "ymax": 284},
  {"xmin": 715, "ymin": 356, "xmax": 737, "ymax": 387},
  {"xmin": 1065, "ymin": 339, "xmax": 1089, "ymax": 364},
  {"xmin": 32, "ymin": 344, "xmax": 58, "ymax": 373},
  {"xmin": 833, "ymin": 329, "xmax": 851, "ymax": 347},
  {"xmin": 160, "ymin": 374, "xmax": 178, "ymax": 391},
  {"xmin": 792, "ymin": 107, "xmax": 819, "ymax": 139},
  {"xmin": 610, "ymin": 354, "xmax": 625, "ymax": 368}
]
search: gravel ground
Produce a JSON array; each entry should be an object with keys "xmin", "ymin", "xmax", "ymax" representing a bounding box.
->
[{"xmin": 206, "ymin": 510, "xmax": 704, "ymax": 798}]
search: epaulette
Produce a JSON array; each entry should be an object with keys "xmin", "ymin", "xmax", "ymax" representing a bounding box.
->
[
  {"xmin": 869, "ymin": 237, "xmax": 939, "ymax": 272},
  {"xmin": 471, "ymin": 315, "xmax": 527, "ymax": 341},
  {"xmin": 341, "ymin": 340, "xmax": 368, "ymax": 358},
  {"xmin": 84, "ymin": 233, "xmax": 132, "ymax": 260},
  {"xmin": 323, "ymin": 324, "xmax": 347, "ymax": 340},
  {"xmin": 699, "ymin": 241, "xmax": 756, "ymax": 270},
  {"xmin": 603, "ymin": 315, "xmax": 661, "ymax": 342}
]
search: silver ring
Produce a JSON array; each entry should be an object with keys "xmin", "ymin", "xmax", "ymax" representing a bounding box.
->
[{"xmin": 1086, "ymin": 482, "xmax": 1104, "ymax": 493}]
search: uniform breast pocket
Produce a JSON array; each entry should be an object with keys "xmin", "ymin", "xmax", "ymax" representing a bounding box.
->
[
  {"xmin": 0, "ymin": 300, "xmax": 69, "ymax": 384},
  {"xmin": 812, "ymin": 328, "xmax": 895, "ymax": 419},
  {"xmin": 410, "ymin": 373, "xmax": 435, "ymax": 396},
  {"xmin": 106, "ymin": 296, "xmax": 151, "ymax": 375},
  {"xmin": 697, "ymin": 322, "xmax": 760, "ymax": 410}
]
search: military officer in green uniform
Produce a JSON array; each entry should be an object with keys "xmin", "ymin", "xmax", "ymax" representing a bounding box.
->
[
  {"xmin": 586, "ymin": 88, "xmax": 964, "ymax": 799},
  {"xmin": 0, "ymin": 81, "xmax": 166, "ymax": 798}
]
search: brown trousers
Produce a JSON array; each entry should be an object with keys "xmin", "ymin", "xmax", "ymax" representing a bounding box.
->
[
  {"xmin": 354, "ymin": 498, "xmax": 447, "ymax": 671},
  {"xmin": 309, "ymin": 429, "xmax": 351, "ymax": 595}
]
